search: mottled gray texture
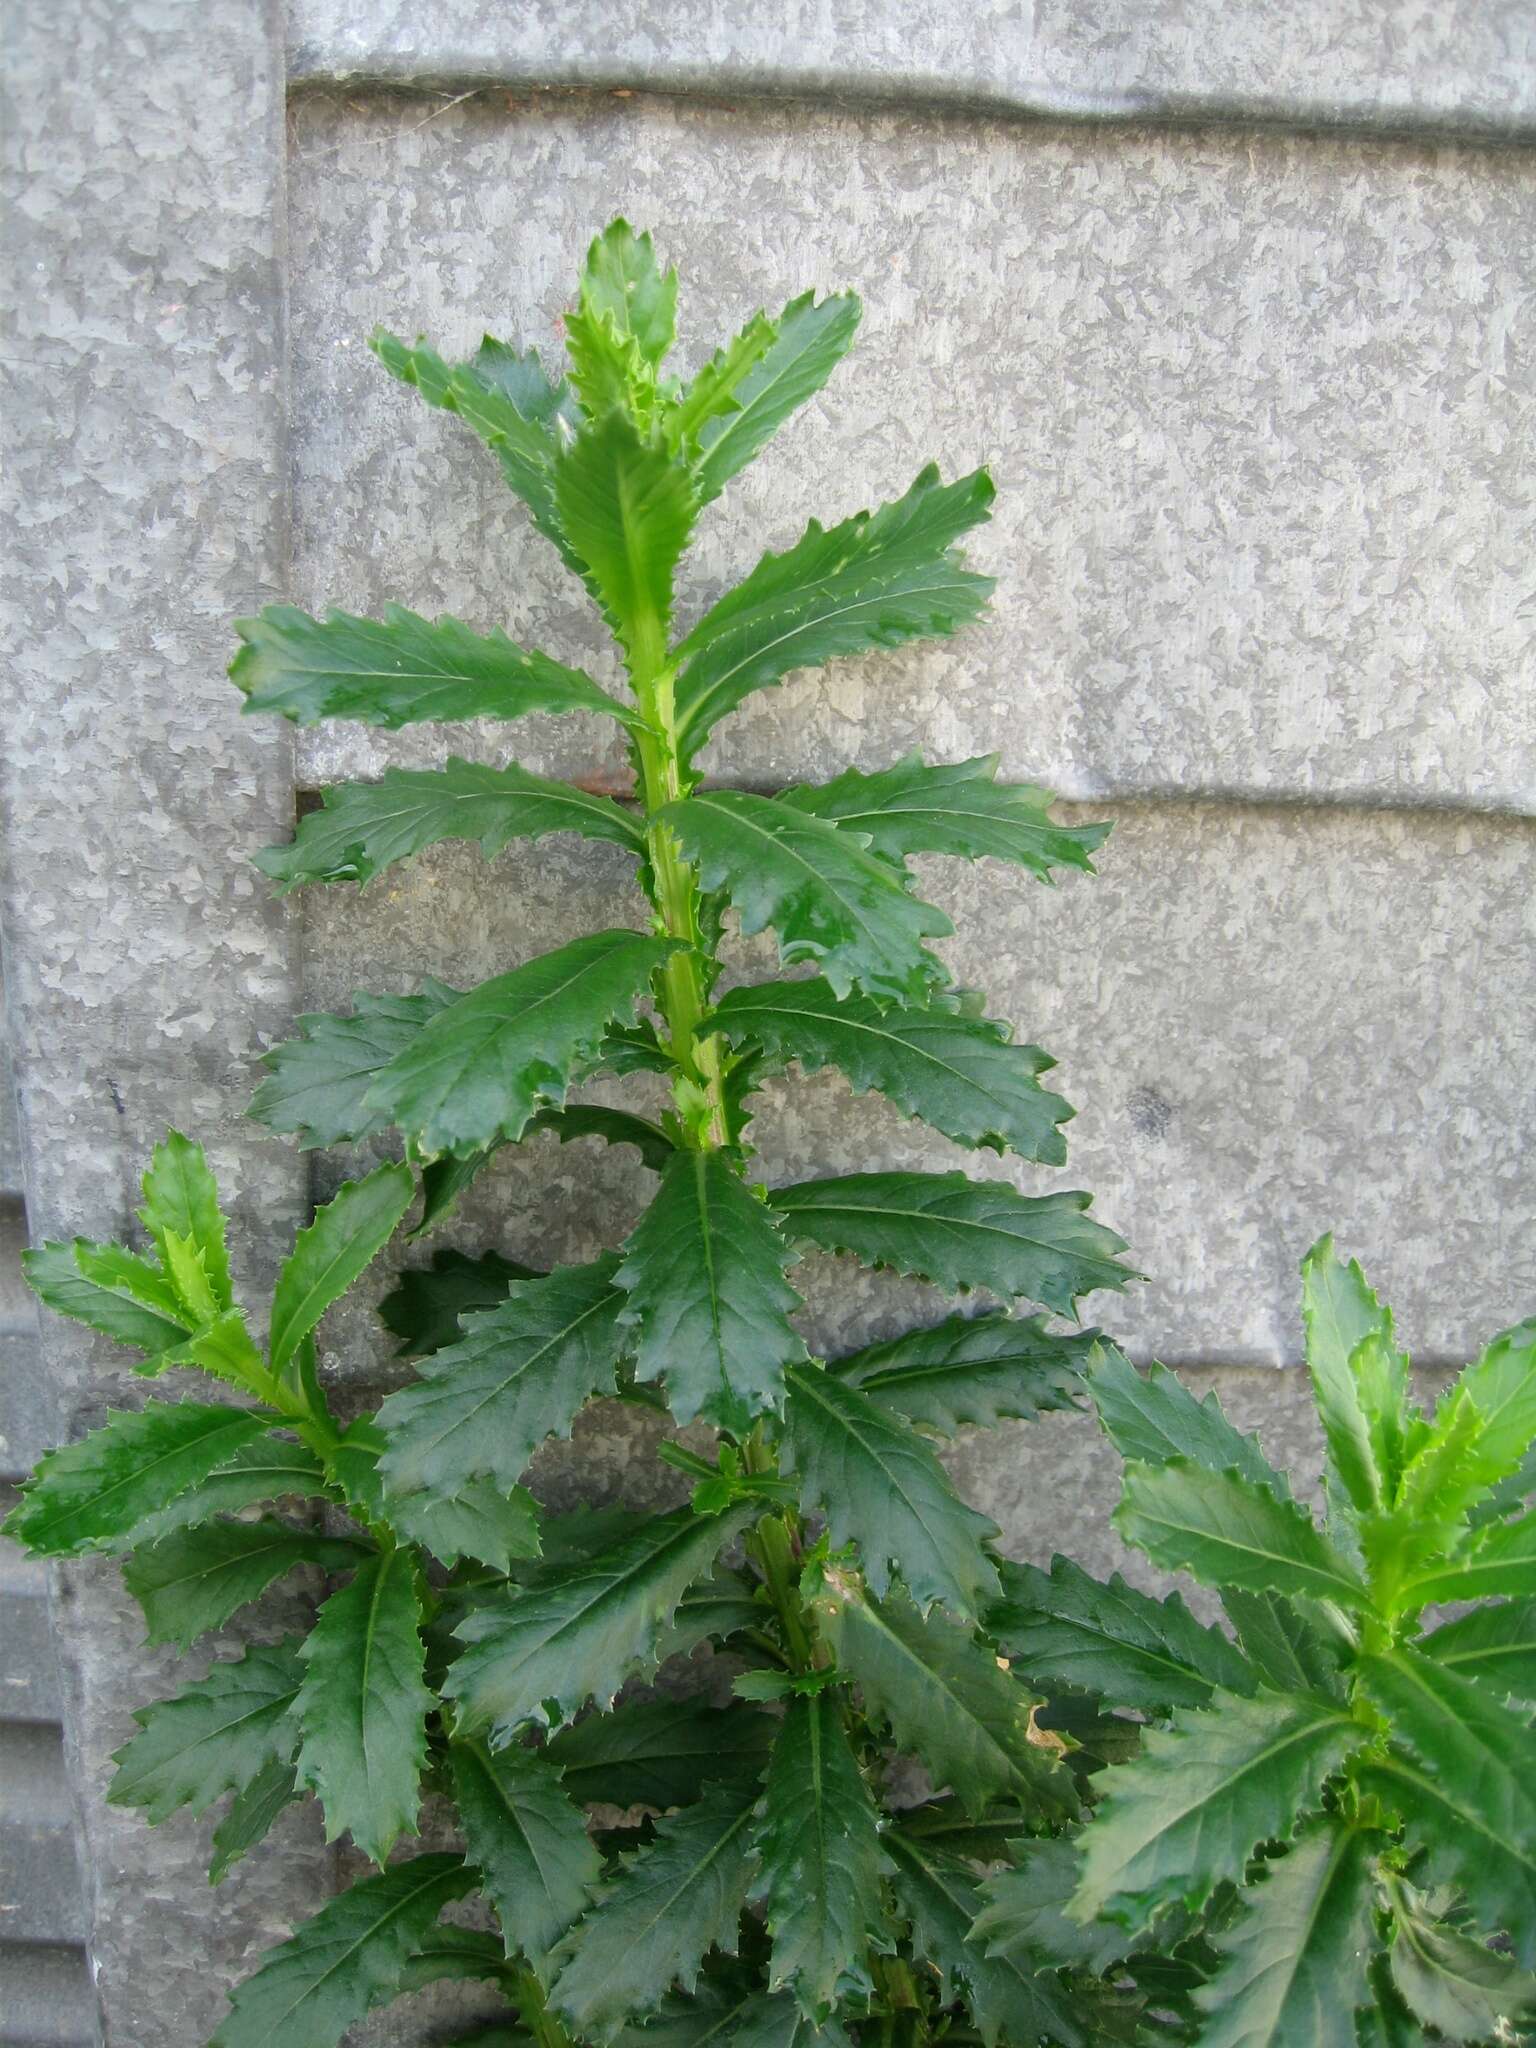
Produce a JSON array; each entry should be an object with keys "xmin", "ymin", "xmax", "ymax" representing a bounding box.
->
[
  {"xmin": 286, "ymin": 0, "xmax": 1536, "ymax": 139},
  {"xmin": 287, "ymin": 92, "xmax": 1536, "ymax": 816},
  {"xmin": 0, "ymin": 0, "xmax": 327, "ymax": 2038}
]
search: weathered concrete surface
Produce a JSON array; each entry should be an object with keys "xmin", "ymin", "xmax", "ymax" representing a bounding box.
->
[
  {"xmin": 0, "ymin": 0, "xmax": 328, "ymax": 2039},
  {"xmin": 287, "ymin": 91, "xmax": 1536, "ymax": 817},
  {"xmin": 286, "ymin": 0, "xmax": 1536, "ymax": 139}
]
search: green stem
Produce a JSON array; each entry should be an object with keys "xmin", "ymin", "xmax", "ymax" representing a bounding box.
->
[{"xmin": 514, "ymin": 1967, "xmax": 577, "ymax": 2048}]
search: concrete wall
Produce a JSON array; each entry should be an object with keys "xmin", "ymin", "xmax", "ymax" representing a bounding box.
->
[{"xmin": 3, "ymin": 3, "xmax": 1533, "ymax": 2042}]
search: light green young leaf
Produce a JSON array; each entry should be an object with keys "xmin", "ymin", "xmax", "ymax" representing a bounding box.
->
[
  {"xmin": 1384, "ymin": 1875, "xmax": 1536, "ymax": 2044},
  {"xmin": 1116, "ymin": 1459, "xmax": 1371, "ymax": 1610},
  {"xmin": 363, "ymin": 931, "xmax": 679, "ymax": 1160},
  {"xmin": 615, "ymin": 1151, "xmax": 807, "ymax": 1432},
  {"xmin": 554, "ymin": 410, "xmax": 698, "ymax": 664},
  {"xmin": 156, "ymin": 1308, "xmax": 271, "ymax": 1393},
  {"xmin": 331, "ymin": 1419, "xmax": 541, "ymax": 1574},
  {"xmin": 110, "ymin": 1641, "xmax": 304, "ymax": 1823},
  {"xmin": 293, "ymin": 1550, "xmax": 433, "ymax": 1867},
  {"xmin": 712, "ymin": 979, "xmax": 1073, "ymax": 1164},
  {"xmin": 1068, "ymin": 1687, "xmax": 1366, "ymax": 1936},
  {"xmin": 783, "ymin": 754, "xmax": 1108, "ymax": 882},
  {"xmin": 248, "ymin": 982, "xmax": 462, "ymax": 1149},
  {"xmin": 770, "ymin": 1172, "xmax": 1133, "ymax": 1318},
  {"xmin": 23, "ymin": 1239, "xmax": 192, "ymax": 1359},
  {"xmin": 209, "ymin": 1753, "xmax": 303, "ymax": 1885},
  {"xmin": 987, "ymin": 1554, "xmax": 1257, "ymax": 1713},
  {"xmin": 670, "ymin": 310, "xmax": 777, "ymax": 455},
  {"xmin": 1300, "ymin": 1234, "xmax": 1404, "ymax": 1516},
  {"xmin": 1418, "ymin": 1597, "xmax": 1536, "ymax": 1702},
  {"xmin": 579, "ymin": 219, "xmax": 678, "ymax": 368},
  {"xmin": 549, "ymin": 1785, "xmax": 760, "ymax": 2043},
  {"xmin": 4, "ymin": 1399, "xmax": 270, "ymax": 1557},
  {"xmin": 1190, "ymin": 1819, "xmax": 1379, "ymax": 2048},
  {"xmin": 751, "ymin": 1693, "xmax": 889, "ymax": 2019},
  {"xmin": 446, "ymin": 1506, "xmax": 752, "ymax": 1743},
  {"xmin": 138, "ymin": 1129, "xmax": 233, "ymax": 1311},
  {"xmin": 1454, "ymin": 1317, "xmax": 1536, "ymax": 1496},
  {"xmin": 782, "ymin": 1364, "xmax": 1000, "ymax": 1618},
  {"xmin": 232, "ymin": 604, "xmax": 635, "ymax": 729},
  {"xmin": 374, "ymin": 1257, "xmax": 626, "ymax": 1496},
  {"xmin": 378, "ymin": 1247, "xmax": 539, "ymax": 1358},
  {"xmin": 210, "ymin": 1852, "xmax": 478, "ymax": 2048},
  {"xmin": 830, "ymin": 1310, "xmax": 1091, "ymax": 1435},
  {"xmin": 158, "ymin": 1230, "xmax": 221, "ymax": 1325},
  {"xmin": 123, "ymin": 1517, "xmax": 364, "ymax": 1649},
  {"xmin": 661, "ymin": 792, "xmax": 951, "ymax": 1005},
  {"xmin": 70, "ymin": 1236, "xmax": 188, "ymax": 1323},
  {"xmin": 1397, "ymin": 1506, "xmax": 1536, "ymax": 1608},
  {"xmin": 544, "ymin": 1695, "xmax": 775, "ymax": 1811},
  {"xmin": 672, "ymin": 467, "xmax": 993, "ymax": 753},
  {"xmin": 269, "ymin": 1162, "xmax": 415, "ymax": 1378},
  {"xmin": 452, "ymin": 1741, "xmax": 601, "ymax": 1976},
  {"xmin": 692, "ymin": 289, "xmax": 861, "ymax": 503},
  {"xmin": 1087, "ymin": 1344, "xmax": 1289, "ymax": 1494}
]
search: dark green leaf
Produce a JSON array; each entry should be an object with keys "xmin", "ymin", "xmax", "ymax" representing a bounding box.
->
[
  {"xmin": 452, "ymin": 1741, "xmax": 601, "ymax": 1974},
  {"xmin": 692, "ymin": 289, "xmax": 861, "ymax": 502},
  {"xmin": 712, "ymin": 979, "xmax": 1073, "ymax": 1164},
  {"xmin": 210, "ymin": 1852, "xmax": 477, "ymax": 2048},
  {"xmin": 1300, "ymin": 1235, "xmax": 1404, "ymax": 1516},
  {"xmin": 4, "ymin": 1399, "xmax": 269, "ymax": 1557},
  {"xmin": 1069, "ymin": 1688, "xmax": 1366, "ymax": 1935},
  {"xmin": 1190, "ymin": 1819, "xmax": 1379, "ymax": 2048},
  {"xmin": 258, "ymin": 759, "xmax": 643, "ymax": 893},
  {"xmin": 1419, "ymin": 1598, "xmax": 1536, "ymax": 1702},
  {"xmin": 784, "ymin": 754, "xmax": 1108, "ymax": 882},
  {"xmin": 751, "ymin": 1694, "xmax": 888, "ymax": 2018},
  {"xmin": 1219, "ymin": 1589, "xmax": 1349, "ymax": 1700},
  {"xmin": 293, "ymin": 1549, "xmax": 433, "ymax": 1867},
  {"xmin": 673, "ymin": 468, "xmax": 992, "ymax": 752},
  {"xmin": 782, "ymin": 1364, "xmax": 999, "ymax": 1618},
  {"xmin": 374, "ymin": 1257, "xmax": 627, "ymax": 1496},
  {"xmin": 379, "ymin": 1248, "xmax": 539, "ymax": 1358},
  {"xmin": 554, "ymin": 411, "xmax": 698, "ymax": 663},
  {"xmin": 660, "ymin": 792, "xmax": 950, "ymax": 1006},
  {"xmin": 987, "ymin": 1555, "xmax": 1257, "ymax": 1713},
  {"xmin": 209, "ymin": 1753, "xmax": 303, "ymax": 1884},
  {"xmin": 248, "ymin": 982, "xmax": 461, "ymax": 1148},
  {"xmin": 130, "ymin": 1433, "xmax": 330, "ymax": 1543},
  {"xmin": 138, "ymin": 1129, "xmax": 233, "ymax": 1312},
  {"xmin": 972, "ymin": 1837, "xmax": 1130, "ymax": 1978},
  {"xmin": 110, "ymin": 1642, "xmax": 304, "ymax": 1823},
  {"xmin": 770, "ymin": 1172, "xmax": 1133, "ymax": 1318},
  {"xmin": 1087, "ymin": 1345, "xmax": 1289, "ymax": 1495},
  {"xmin": 1384, "ymin": 1875, "xmax": 1536, "ymax": 2043},
  {"xmin": 1395, "ymin": 1506, "xmax": 1536, "ymax": 1609},
  {"xmin": 332, "ymin": 1419, "xmax": 541, "ymax": 1574},
  {"xmin": 534, "ymin": 1104, "xmax": 678, "ymax": 1174},
  {"xmin": 232, "ymin": 603, "xmax": 634, "ymax": 729},
  {"xmin": 394, "ymin": 1924, "xmax": 513, "ymax": 1999},
  {"xmin": 545, "ymin": 1696, "xmax": 775, "ymax": 1811},
  {"xmin": 549, "ymin": 1786, "xmax": 760, "ymax": 2042},
  {"xmin": 23, "ymin": 1239, "xmax": 191, "ymax": 1358},
  {"xmin": 1115, "ymin": 1459, "xmax": 1371, "ymax": 1610},
  {"xmin": 615, "ymin": 1152, "xmax": 806, "ymax": 1432},
  {"xmin": 365, "ymin": 931, "xmax": 678, "ymax": 1160},
  {"xmin": 832, "ymin": 1310, "xmax": 1090, "ymax": 1435},
  {"xmin": 447, "ymin": 1506, "xmax": 751, "ymax": 1743},
  {"xmin": 813, "ymin": 1573, "xmax": 1076, "ymax": 1820},
  {"xmin": 124, "ymin": 1517, "xmax": 363, "ymax": 1649},
  {"xmin": 269, "ymin": 1162, "xmax": 414, "ymax": 1377}
]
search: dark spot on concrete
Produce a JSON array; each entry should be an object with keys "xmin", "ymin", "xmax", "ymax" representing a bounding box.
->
[
  {"xmin": 106, "ymin": 1078, "xmax": 126, "ymax": 1117},
  {"xmin": 1127, "ymin": 1086, "xmax": 1173, "ymax": 1141}
]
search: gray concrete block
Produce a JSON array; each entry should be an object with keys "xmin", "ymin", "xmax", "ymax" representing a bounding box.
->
[
  {"xmin": 0, "ymin": 1201, "xmax": 35, "ymax": 1340},
  {"xmin": 0, "ymin": 1532, "xmax": 62, "ymax": 1726},
  {"xmin": 285, "ymin": 0, "xmax": 1536, "ymax": 138},
  {"xmin": 0, "ymin": 1336, "xmax": 57, "ymax": 1484},
  {"xmin": 0, "ymin": 1725, "xmax": 88, "ymax": 1948},
  {"xmin": 285, "ymin": 96, "xmax": 1535, "ymax": 817},
  {"xmin": 0, "ymin": 1940, "xmax": 97, "ymax": 2048}
]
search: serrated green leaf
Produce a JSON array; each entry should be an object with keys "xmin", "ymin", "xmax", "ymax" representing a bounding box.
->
[
  {"xmin": 452, "ymin": 1741, "xmax": 601, "ymax": 1975},
  {"xmin": 534, "ymin": 1104, "xmax": 678, "ymax": 1174},
  {"xmin": 364, "ymin": 931, "xmax": 679, "ymax": 1160},
  {"xmin": 130, "ymin": 1433, "xmax": 330, "ymax": 1543},
  {"xmin": 447, "ymin": 1506, "xmax": 751, "ymax": 1743},
  {"xmin": 832, "ymin": 1310, "xmax": 1091, "ymax": 1435},
  {"xmin": 332, "ymin": 1419, "xmax": 541, "ymax": 1574},
  {"xmin": 269, "ymin": 1162, "xmax": 414, "ymax": 1378},
  {"xmin": 258, "ymin": 760, "xmax": 643, "ymax": 893},
  {"xmin": 210, "ymin": 1851, "xmax": 478, "ymax": 2048},
  {"xmin": 1115, "ymin": 1459, "xmax": 1371, "ymax": 1610},
  {"xmin": 1086, "ymin": 1345, "xmax": 1289, "ymax": 1495},
  {"xmin": 1300, "ymin": 1235, "xmax": 1404, "ymax": 1517},
  {"xmin": 158, "ymin": 1230, "xmax": 221, "ymax": 1325},
  {"xmin": 1384, "ymin": 1875, "xmax": 1536, "ymax": 2043},
  {"xmin": 137, "ymin": 1128, "xmax": 233, "ymax": 1310},
  {"xmin": 670, "ymin": 311, "xmax": 777, "ymax": 456},
  {"xmin": 615, "ymin": 1152, "xmax": 806, "ymax": 1432},
  {"xmin": 23, "ymin": 1239, "xmax": 192, "ymax": 1358},
  {"xmin": 123, "ymin": 1517, "xmax": 364, "ymax": 1649},
  {"xmin": 293, "ymin": 1549, "xmax": 433, "ymax": 1867},
  {"xmin": 394, "ymin": 1923, "xmax": 513, "ymax": 2000},
  {"xmin": 1070, "ymin": 1690, "xmax": 1366, "ymax": 1935},
  {"xmin": 1219, "ymin": 1589, "xmax": 1348, "ymax": 1701},
  {"xmin": 782, "ymin": 1364, "xmax": 999, "ymax": 1618},
  {"xmin": 673, "ymin": 468, "xmax": 992, "ymax": 752},
  {"xmin": 549, "ymin": 1785, "xmax": 760, "ymax": 2042},
  {"xmin": 1356, "ymin": 1647, "xmax": 1536, "ymax": 1966},
  {"xmin": 110, "ymin": 1641, "xmax": 304, "ymax": 1823},
  {"xmin": 70, "ymin": 1236, "xmax": 190, "ymax": 1323},
  {"xmin": 156, "ymin": 1307, "xmax": 271, "ymax": 1392},
  {"xmin": 409, "ymin": 1105, "xmax": 675, "ymax": 1240},
  {"xmin": 987, "ymin": 1555, "xmax": 1257, "ymax": 1713},
  {"xmin": 751, "ymin": 1693, "xmax": 888, "ymax": 2018},
  {"xmin": 662, "ymin": 792, "xmax": 950, "ymax": 1005},
  {"xmin": 1455, "ymin": 1318, "xmax": 1536, "ymax": 1496},
  {"xmin": 379, "ymin": 1248, "xmax": 540, "ymax": 1357},
  {"xmin": 692, "ymin": 289, "xmax": 861, "ymax": 503},
  {"xmin": 579, "ymin": 219, "xmax": 677, "ymax": 366},
  {"xmin": 712, "ymin": 979, "xmax": 1073, "ymax": 1164},
  {"xmin": 783, "ymin": 754, "xmax": 1108, "ymax": 882},
  {"xmin": 545, "ymin": 1696, "xmax": 775, "ymax": 1811},
  {"xmin": 813, "ymin": 1573, "xmax": 1076, "ymax": 1820},
  {"xmin": 4, "ymin": 1399, "xmax": 269, "ymax": 1556},
  {"xmin": 209, "ymin": 1752, "xmax": 303, "ymax": 1884},
  {"xmin": 1196, "ymin": 1823, "xmax": 1379, "ymax": 2048},
  {"xmin": 770, "ymin": 1172, "xmax": 1133, "ymax": 1317},
  {"xmin": 1396, "ymin": 1506, "xmax": 1536, "ymax": 1608},
  {"xmin": 971, "ymin": 1837, "xmax": 1131, "ymax": 1978},
  {"xmin": 554, "ymin": 410, "xmax": 698, "ymax": 664},
  {"xmin": 233, "ymin": 602, "xmax": 635, "ymax": 731},
  {"xmin": 374, "ymin": 1257, "xmax": 626, "ymax": 1496},
  {"xmin": 1419, "ymin": 1598, "xmax": 1536, "ymax": 1702},
  {"xmin": 249, "ymin": 982, "xmax": 462, "ymax": 1148}
]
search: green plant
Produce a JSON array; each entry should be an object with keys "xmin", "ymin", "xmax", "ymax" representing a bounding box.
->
[{"xmin": 975, "ymin": 1239, "xmax": 1536, "ymax": 2045}]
